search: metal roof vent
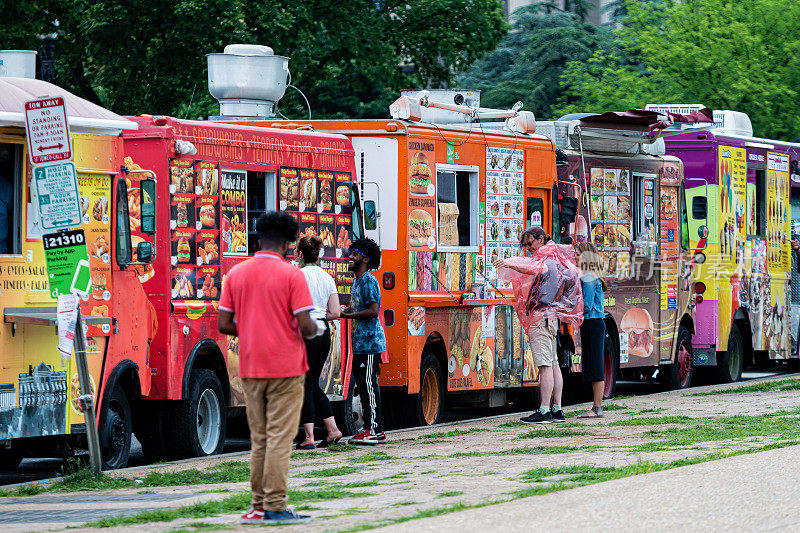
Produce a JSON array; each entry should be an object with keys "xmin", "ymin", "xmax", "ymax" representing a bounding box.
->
[
  {"xmin": 399, "ymin": 89, "xmax": 480, "ymax": 124},
  {"xmin": 0, "ymin": 50, "xmax": 37, "ymax": 78},
  {"xmin": 207, "ymin": 44, "xmax": 289, "ymax": 120}
]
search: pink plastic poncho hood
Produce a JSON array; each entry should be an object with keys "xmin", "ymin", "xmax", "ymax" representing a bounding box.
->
[{"xmin": 497, "ymin": 242, "xmax": 583, "ymax": 330}]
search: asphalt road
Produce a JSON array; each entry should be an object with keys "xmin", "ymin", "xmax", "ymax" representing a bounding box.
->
[{"xmin": 0, "ymin": 368, "xmax": 786, "ymax": 486}]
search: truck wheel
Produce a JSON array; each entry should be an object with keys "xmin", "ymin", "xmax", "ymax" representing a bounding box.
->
[
  {"xmin": 0, "ymin": 450, "xmax": 22, "ymax": 470},
  {"xmin": 134, "ymin": 401, "xmax": 168, "ymax": 462},
  {"xmin": 100, "ymin": 387, "xmax": 132, "ymax": 469},
  {"xmin": 602, "ymin": 328, "xmax": 619, "ymax": 399},
  {"xmin": 333, "ymin": 385, "xmax": 363, "ymax": 437},
  {"xmin": 408, "ymin": 353, "xmax": 444, "ymax": 427},
  {"xmin": 169, "ymin": 369, "xmax": 226, "ymax": 458},
  {"xmin": 717, "ymin": 323, "xmax": 744, "ymax": 383},
  {"xmin": 661, "ymin": 326, "xmax": 693, "ymax": 390}
]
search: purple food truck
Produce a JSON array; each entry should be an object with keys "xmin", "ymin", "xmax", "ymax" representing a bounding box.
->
[{"xmin": 650, "ymin": 105, "xmax": 800, "ymax": 381}]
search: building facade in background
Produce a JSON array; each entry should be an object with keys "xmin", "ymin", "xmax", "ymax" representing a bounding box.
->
[{"xmin": 504, "ymin": 0, "xmax": 615, "ymax": 26}]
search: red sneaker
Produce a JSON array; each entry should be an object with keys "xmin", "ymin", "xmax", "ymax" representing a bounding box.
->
[
  {"xmin": 239, "ymin": 508, "xmax": 265, "ymax": 524},
  {"xmin": 350, "ymin": 430, "xmax": 385, "ymax": 445}
]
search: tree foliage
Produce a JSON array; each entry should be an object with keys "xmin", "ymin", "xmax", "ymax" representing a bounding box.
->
[
  {"xmin": 556, "ymin": 0, "xmax": 800, "ymax": 140},
  {"xmin": 0, "ymin": 0, "xmax": 507, "ymax": 119},
  {"xmin": 457, "ymin": 6, "xmax": 618, "ymax": 120}
]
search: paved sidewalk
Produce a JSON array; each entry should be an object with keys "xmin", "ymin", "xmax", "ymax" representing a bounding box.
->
[{"xmin": 378, "ymin": 444, "xmax": 800, "ymax": 532}]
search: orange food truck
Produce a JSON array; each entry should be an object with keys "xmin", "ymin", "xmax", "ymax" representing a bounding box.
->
[
  {"xmin": 0, "ymin": 73, "xmax": 146, "ymax": 469},
  {"xmin": 236, "ymin": 84, "xmax": 565, "ymax": 428}
]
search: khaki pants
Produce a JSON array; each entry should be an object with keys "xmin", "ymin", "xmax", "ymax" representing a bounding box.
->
[{"xmin": 242, "ymin": 375, "xmax": 305, "ymax": 511}]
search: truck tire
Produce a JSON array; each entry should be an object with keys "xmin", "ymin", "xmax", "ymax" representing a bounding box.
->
[
  {"xmin": 333, "ymin": 384, "xmax": 364, "ymax": 437},
  {"xmin": 0, "ymin": 450, "xmax": 23, "ymax": 470},
  {"xmin": 602, "ymin": 327, "xmax": 619, "ymax": 399},
  {"xmin": 133, "ymin": 401, "xmax": 168, "ymax": 462},
  {"xmin": 661, "ymin": 326, "xmax": 693, "ymax": 390},
  {"xmin": 717, "ymin": 323, "xmax": 744, "ymax": 383},
  {"xmin": 168, "ymin": 369, "xmax": 226, "ymax": 458},
  {"xmin": 407, "ymin": 353, "xmax": 444, "ymax": 427},
  {"xmin": 100, "ymin": 386, "xmax": 132, "ymax": 469}
]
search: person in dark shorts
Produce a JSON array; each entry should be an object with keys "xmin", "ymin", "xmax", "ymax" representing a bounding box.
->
[
  {"xmin": 340, "ymin": 238, "xmax": 387, "ymax": 444},
  {"xmin": 575, "ymin": 242, "xmax": 607, "ymax": 419}
]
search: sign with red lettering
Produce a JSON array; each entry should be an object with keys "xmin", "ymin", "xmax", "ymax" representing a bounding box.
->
[{"xmin": 24, "ymin": 97, "xmax": 73, "ymax": 164}]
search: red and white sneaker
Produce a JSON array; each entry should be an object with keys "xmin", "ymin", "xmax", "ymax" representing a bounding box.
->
[
  {"xmin": 349, "ymin": 430, "xmax": 386, "ymax": 445},
  {"xmin": 239, "ymin": 508, "xmax": 265, "ymax": 524}
]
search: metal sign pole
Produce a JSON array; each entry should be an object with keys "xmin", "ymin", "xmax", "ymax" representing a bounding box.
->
[{"xmin": 73, "ymin": 307, "xmax": 102, "ymax": 475}]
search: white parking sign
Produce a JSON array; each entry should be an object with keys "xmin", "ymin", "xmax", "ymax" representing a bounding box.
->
[
  {"xmin": 33, "ymin": 161, "xmax": 82, "ymax": 229},
  {"xmin": 24, "ymin": 97, "xmax": 73, "ymax": 164}
]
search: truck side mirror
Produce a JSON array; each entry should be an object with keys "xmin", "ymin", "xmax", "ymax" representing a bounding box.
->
[
  {"xmin": 141, "ymin": 178, "xmax": 156, "ymax": 234},
  {"xmin": 558, "ymin": 195, "xmax": 578, "ymax": 224},
  {"xmin": 692, "ymin": 196, "xmax": 707, "ymax": 219},
  {"xmin": 364, "ymin": 200, "xmax": 377, "ymax": 230},
  {"xmin": 136, "ymin": 241, "xmax": 153, "ymax": 263}
]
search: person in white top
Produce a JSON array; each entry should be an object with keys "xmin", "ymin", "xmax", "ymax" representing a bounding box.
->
[{"xmin": 296, "ymin": 235, "xmax": 343, "ymax": 448}]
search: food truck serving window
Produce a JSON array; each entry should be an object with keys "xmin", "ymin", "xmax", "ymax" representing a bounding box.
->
[
  {"xmin": 0, "ymin": 143, "xmax": 23, "ymax": 255},
  {"xmin": 436, "ymin": 165, "xmax": 479, "ymax": 250}
]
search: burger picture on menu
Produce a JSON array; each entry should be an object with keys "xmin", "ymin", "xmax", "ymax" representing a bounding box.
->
[
  {"xmin": 620, "ymin": 308, "xmax": 654, "ymax": 357},
  {"xmin": 409, "ymin": 209, "xmax": 433, "ymax": 246},
  {"xmin": 409, "ymin": 152, "xmax": 432, "ymax": 195}
]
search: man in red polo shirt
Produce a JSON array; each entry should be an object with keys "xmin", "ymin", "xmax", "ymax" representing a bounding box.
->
[{"xmin": 218, "ymin": 211, "xmax": 320, "ymax": 525}]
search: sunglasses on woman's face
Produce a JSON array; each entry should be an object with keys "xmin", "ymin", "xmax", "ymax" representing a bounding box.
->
[{"xmin": 522, "ymin": 241, "xmax": 535, "ymax": 248}]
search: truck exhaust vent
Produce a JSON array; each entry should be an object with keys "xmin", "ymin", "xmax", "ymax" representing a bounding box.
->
[
  {"xmin": 0, "ymin": 50, "xmax": 37, "ymax": 78},
  {"xmin": 207, "ymin": 44, "xmax": 289, "ymax": 120},
  {"xmin": 400, "ymin": 89, "xmax": 480, "ymax": 124}
]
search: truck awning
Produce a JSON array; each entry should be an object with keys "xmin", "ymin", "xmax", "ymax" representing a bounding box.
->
[
  {"xmin": 579, "ymin": 108, "xmax": 714, "ymax": 133},
  {"xmin": 0, "ymin": 77, "xmax": 138, "ymax": 134}
]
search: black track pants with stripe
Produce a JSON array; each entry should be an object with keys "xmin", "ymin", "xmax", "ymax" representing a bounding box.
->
[{"xmin": 352, "ymin": 353, "xmax": 383, "ymax": 434}]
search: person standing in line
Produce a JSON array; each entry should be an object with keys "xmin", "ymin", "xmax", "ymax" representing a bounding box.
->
[
  {"xmin": 218, "ymin": 211, "xmax": 321, "ymax": 525},
  {"xmin": 295, "ymin": 235, "xmax": 344, "ymax": 449},
  {"xmin": 494, "ymin": 226, "xmax": 582, "ymax": 425},
  {"xmin": 340, "ymin": 238, "xmax": 387, "ymax": 444},
  {"xmin": 575, "ymin": 242, "xmax": 608, "ymax": 419}
]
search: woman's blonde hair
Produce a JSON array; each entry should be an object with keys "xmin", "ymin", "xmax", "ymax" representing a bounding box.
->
[{"xmin": 575, "ymin": 241, "xmax": 608, "ymax": 291}]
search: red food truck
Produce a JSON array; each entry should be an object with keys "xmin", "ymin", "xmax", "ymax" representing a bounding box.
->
[{"xmin": 117, "ymin": 116, "xmax": 362, "ymax": 465}]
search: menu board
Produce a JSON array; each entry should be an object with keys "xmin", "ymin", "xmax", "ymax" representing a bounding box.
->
[
  {"xmin": 77, "ymin": 174, "xmax": 112, "ymax": 335},
  {"xmin": 406, "ymin": 139, "xmax": 436, "ymax": 250},
  {"xmin": 485, "ymin": 146, "xmax": 524, "ymax": 285},
  {"xmin": 767, "ymin": 152, "xmax": 790, "ymax": 268},
  {"xmin": 589, "ymin": 167, "xmax": 632, "ymax": 277},
  {"xmin": 168, "ymin": 159, "xmax": 221, "ymax": 301},
  {"xmin": 280, "ymin": 167, "xmax": 355, "ymax": 304},
  {"xmin": 220, "ymin": 169, "xmax": 247, "ymax": 255}
]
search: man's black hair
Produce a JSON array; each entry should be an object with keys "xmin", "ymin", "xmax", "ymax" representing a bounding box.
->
[
  {"xmin": 350, "ymin": 237, "xmax": 381, "ymax": 270},
  {"xmin": 256, "ymin": 211, "xmax": 299, "ymax": 247}
]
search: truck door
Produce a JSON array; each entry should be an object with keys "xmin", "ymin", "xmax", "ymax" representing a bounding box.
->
[{"xmin": 526, "ymin": 187, "xmax": 549, "ymax": 232}]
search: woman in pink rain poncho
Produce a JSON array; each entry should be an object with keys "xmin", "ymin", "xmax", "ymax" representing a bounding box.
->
[{"xmin": 493, "ymin": 226, "xmax": 583, "ymax": 424}]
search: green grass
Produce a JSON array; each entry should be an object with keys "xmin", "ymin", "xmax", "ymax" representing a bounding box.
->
[
  {"xmin": 348, "ymin": 451, "xmax": 393, "ymax": 463},
  {"xmin": 326, "ymin": 443, "xmax": 358, "ymax": 453},
  {"xmin": 638, "ymin": 408, "xmax": 666, "ymax": 414},
  {"xmin": 383, "ymin": 471, "xmax": 412, "ymax": 479},
  {"xmin": 300, "ymin": 466, "xmax": 361, "ymax": 477},
  {"xmin": 521, "ymin": 464, "xmax": 617, "ymax": 483},
  {"xmin": 450, "ymin": 445, "xmax": 598, "ymax": 458},
  {"xmin": 519, "ymin": 428, "xmax": 592, "ymax": 439},
  {"xmin": 608, "ymin": 415, "xmax": 694, "ymax": 426},
  {"xmin": 691, "ymin": 378, "xmax": 800, "ymax": 395},
  {"xmin": 83, "ymin": 486, "xmax": 368, "ymax": 528},
  {"xmin": 339, "ymin": 480, "xmax": 380, "ymax": 488},
  {"xmin": 602, "ymin": 402, "xmax": 628, "ymax": 411},
  {"xmin": 168, "ymin": 522, "xmax": 233, "ymax": 532},
  {"xmin": 292, "ymin": 450, "xmax": 325, "ymax": 459},
  {"xmin": 436, "ymin": 490, "xmax": 464, "ymax": 498},
  {"xmin": 498, "ymin": 420, "xmax": 525, "ymax": 427},
  {"xmin": 418, "ymin": 428, "xmax": 490, "ymax": 440}
]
